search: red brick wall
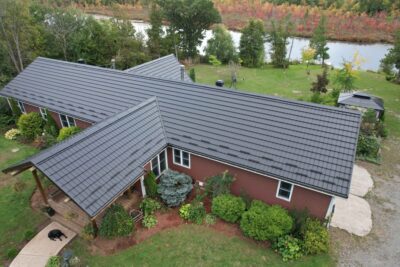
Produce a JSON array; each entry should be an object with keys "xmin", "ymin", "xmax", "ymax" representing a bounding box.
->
[
  {"xmin": 165, "ymin": 147, "xmax": 332, "ymax": 219},
  {"xmin": 22, "ymin": 102, "xmax": 92, "ymax": 129}
]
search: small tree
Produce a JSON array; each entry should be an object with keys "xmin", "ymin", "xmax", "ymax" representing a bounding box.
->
[
  {"xmin": 146, "ymin": 3, "xmax": 164, "ymax": 59},
  {"xmin": 157, "ymin": 169, "xmax": 193, "ymax": 207},
  {"xmin": 17, "ymin": 112, "xmax": 44, "ymax": 141},
  {"xmin": 206, "ymin": 24, "xmax": 236, "ymax": 64},
  {"xmin": 208, "ymin": 55, "xmax": 221, "ymax": 66},
  {"xmin": 205, "ymin": 170, "xmax": 235, "ymax": 198},
  {"xmin": 267, "ymin": 19, "xmax": 292, "ymax": 68},
  {"xmin": 310, "ymin": 15, "xmax": 329, "ymax": 66},
  {"xmin": 43, "ymin": 109, "xmax": 59, "ymax": 137},
  {"xmin": 380, "ymin": 29, "xmax": 400, "ymax": 83},
  {"xmin": 144, "ymin": 171, "xmax": 158, "ymax": 198},
  {"xmin": 310, "ymin": 67, "xmax": 329, "ymax": 94},
  {"xmin": 239, "ymin": 20, "xmax": 265, "ymax": 67},
  {"xmin": 301, "ymin": 47, "xmax": 316, "ymax": 71},
  {"xmin": 333, "ymin": 61, "xmax": 357, "ymax": 92}
]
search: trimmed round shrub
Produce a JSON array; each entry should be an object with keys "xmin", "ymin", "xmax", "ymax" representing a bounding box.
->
[
  {"xmin": 301, "ymin": 218, "xmax": 329, "ymax": 255},
  {"xmin": 140, "ymin": 198, "xmax": 161, "ymax": 216},
  {"xmin": 144, "ymin": 171, "xmax": 158, "ymax": 198},
  {"xmin": 212, "ymin": 194, "xmax": 246, "ymax": 223},
  {"xmin": 240, "ymin": 200, "xmax": 293, "ymax": 241},
  {"xmin": 6, "ymin": 247, "xmax": 19, "ymax": 260},
  {"xmin": 99, "ymin": 204, "xmax": 134, "ymax": 238},
  {"xmin": 142, "ymin": 214, "xmax": 158, "ymax": 229},
  {"xmin": 157, "ymin": 169, "xmax": 193, "ymax": 207},
  {"xmin": 17, "ymin": 112, "xmax": 44, "ymax": 140},
  {"xmin": 57, "ymin": 126, "xmax": 81, "ymax": 142}
]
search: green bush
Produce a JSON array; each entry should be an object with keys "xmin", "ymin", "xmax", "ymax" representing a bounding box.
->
[
  {"xmin": 43, "ymin": 109, "xmax": 59, "ymax": 137},
  {"xmin": 99, "ymin": 204, "xmax": 134, "ymax": 238},
  {"xmin": 189, "ymin": 68, "xmax": 196, "ymax": 82},
  {"xmin": 0, "ymin": 98, "xmax": 14, "ymax": 128},
  {"xmin": 301, "ymin": 218, "xmax": 329, "ymax": 255},
  {"xmin": 289, "ymin": 209, "xmax": 310, "ymax": 238},
  {"xmin": 17, "ymin": 112, "xmax": 44, "ymax": 140},
  {"xmin": 8, "ymin": 98, "xmax": 22, "ymax": 121},
  {"xmin": 357, "ymin": 133, "xmax": 380, "ymax": 158},
  {"xmin": 179, "ymin": 203, "xmax": 191, "ymax": 220},
  {"xmin": 157, "ymin": 169, "xmax": 193, "ymax": 207},
  {"xmin": 240, "ymin": 200, "xmax": 293, "ymax": 241},
  {"xmin": 82, "ymin": 223, "xmax": 96, "ymax": 240},
  {"xmin": 144, "ymin": 171, "xmax": 158, "ymax": 198},
  {"xmin": 24, "ymin": 229, "xmax": 36, "ymax": 241},
  {"xmin": 46, "ymin": 256, "xmax": 60, "ymax": 267},
  {"xmin": 188, "ymin": 201, "xmax": 206, "ymax": 225},
  {"xmin": 6, "ymin": 247, "xmax": 19, "ymax": 260},
  {"xmin": 140, "ymin": 198, "xmax": 161, "ymax": 216},
  {"xmin": 57, "ymin": 126, "xmax": 81, "ymax": 142},
  {"xmin": 205, "ymin": 214, "xmax": 217, "ymax": 225},
  {"xmin": 273, "ymin": 235, "xmax": 303, "ymax": 262},
  {"xmin": 205, "ymin": 170, "xmax": 235, "ymax": 198},
  {"xmin": 142, "ymin": 214, "xmax": 158, "ymax": 229},
  {"xmin": 375, "ymin": 121, "xmax": 388, "ymax": 138},
  {"xmin": 212, "ymin": 194, "xmax": 246, "ymax": 223}
]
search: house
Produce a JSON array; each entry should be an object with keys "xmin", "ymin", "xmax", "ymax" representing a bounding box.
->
[
  {"xmin": 1, "ymin": 55, "xmax": 361, "ymax": 231},
  {"xmin": 338, "ymin": 92, "xmax": 384, "ymax": 119}
]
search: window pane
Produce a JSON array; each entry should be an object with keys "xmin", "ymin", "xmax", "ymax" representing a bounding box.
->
[
  {"xmin": 18, "ymin": 102, "xmax": 25, "ymax": 113},
  {"xmin": 151, "ymin": 157, "xmax": 159, "ymax": 176},
  {"xmin": 60, "ymin": 114, "xmax": 69, "ymax": 128},
  {"xmin": 67, "ymin": 116, "xmax": 76, "ymax": 127},
  {"xmin": 159, "ymin": 151, "xmax": 166, "ymax": 172},
  {"xmin": 182, "ymin": 151, "xmax": 190, "ymax": 167},
  {"xmin": 278, "ymin": 189, "xmax": 290, "ymax": 199},
  {"xmin": 280, "ymin": 182, "xmax": 292, "ymax": 191},
  {"xmin": 174, "ymin": 149, "xmax": 181, "ymax": 164}
]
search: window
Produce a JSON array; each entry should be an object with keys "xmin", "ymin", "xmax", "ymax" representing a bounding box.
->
[
  {"xmin": 59, "ymin": 114, "xmax": 76, "ymax": 128},
  {"xmin": 17, "ymin": 101, "xmax": 26, "ymax": 113},
  {"xmin": 39, "ymin": 108, "xmax": 47, "ymax": 120},
  {"xmin": 173, "ymin": 148, "xmax": 190, "ymax": 168},
  {"xmin": 151, "ymin": 150, "xmax": 167, "ymax": 177},
  {"xmin": 276, "ymin": 181, "xmax": 293, "ymax": 201}
]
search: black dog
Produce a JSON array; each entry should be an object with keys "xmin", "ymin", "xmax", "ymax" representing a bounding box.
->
[{"xmin": 48, "ymin": 229, "xmax": 68, "ymax": 241}]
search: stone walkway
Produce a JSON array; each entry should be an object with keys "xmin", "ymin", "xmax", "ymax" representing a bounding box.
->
[
  {"xmin": 331, "ymin": 165, "xmax": 373, "ymax": 236},
  {"xmin": 10, "ymin": 222, "xmax": 76, "ymax": 267}
]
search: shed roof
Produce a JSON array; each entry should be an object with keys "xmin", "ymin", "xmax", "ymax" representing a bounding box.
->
[
  {"xmin": 125, "ymin": 54, "xmax": 192, "ymax": 82},
  {"xmin": 1, "ymin": 57, "xmax": 361, "ymax": 206},
  {"xmin": 4, "ymin": 97, "xmax": 167, "ymax": 217},
  {"xmin": 338, "ymin": 92, "xmax": 384, "ymax": 111}
]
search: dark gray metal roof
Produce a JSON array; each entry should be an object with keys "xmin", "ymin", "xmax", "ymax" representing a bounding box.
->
[
  {"xmin": 4, "ymin": 97, "xmax": 167, "ymax": 217},
  {"xmin": 125, "ymin": 54, "xmax": 192, "ymax": 82},
  {"xmin": 1, "ymin": 57, "xmax": 361, "ymax": 203},
  {"xmin": 338, "ymin": 92, "xmax": 384, "ymax": 111}
]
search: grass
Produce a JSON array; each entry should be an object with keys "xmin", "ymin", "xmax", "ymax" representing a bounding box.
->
[
  {"xmin": 194, "ymin": 64, "xmax": 400, "ymax": 137},
  {"xmin": 70, "ymin": 224, "xmax": 334, "ymax": 267},
  {"xmin": 0, "ymin": 135, "xmax": 44, "ymax": 263}
]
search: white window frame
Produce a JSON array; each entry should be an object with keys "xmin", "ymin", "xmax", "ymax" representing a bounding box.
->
[
  {"xmin": 39, "ymin": 107, "xmax": 48, "ymax": 121},
  {"xmin": 276, "ymin": 180, "xmax": 294, "ymax": 202},
  {"xmin": 17, "ymin": 101, "xmax": 26, "ymax": 114},
  {"xmin": 172, "ymin": 148, "xmax": 191, "ymax": 169},
  {"xmin": 150, "ymin": 149, "xmax": 168, "ymax": 178},
  {"xmin": 59, "ymin": 113, "xmax": 76, "ymax": 128}
]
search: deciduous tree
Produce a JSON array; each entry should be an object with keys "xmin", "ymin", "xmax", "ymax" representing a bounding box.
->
[
  {"xmin": 381, "ymin": 29, "xmax": 400, "ymax": 83},
  {"xmin": 310, "ymin": 15, "xmax": 329, "ymax": 66},
  {"xmin": 267, "ymin": 19, "xmax": 292, "ymax": 68},
  {"xmin": 206, "ymin": 24, "xmax": 237, "ymax": 64},
  {"xmin": 239, "ymin": 20, "xmax": 265, "ymax": 67}
]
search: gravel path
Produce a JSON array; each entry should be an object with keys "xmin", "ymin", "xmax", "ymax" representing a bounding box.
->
[{"xmin": 331, "ymin": 137, "xmax": 400, "ymax": 267}]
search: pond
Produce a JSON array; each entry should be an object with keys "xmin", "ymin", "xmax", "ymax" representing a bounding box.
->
[{"xmin": 93, "ymin": 14, "xmax": 393, "ymax": 71}]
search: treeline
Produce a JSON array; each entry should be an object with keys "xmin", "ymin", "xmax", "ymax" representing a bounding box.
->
[{"xmin": 264, "ymin": 0, "xmax": 400, "ymax": 15}]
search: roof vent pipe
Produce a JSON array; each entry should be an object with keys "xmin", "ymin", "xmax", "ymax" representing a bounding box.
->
[
  {"xmin": 111, "ymin": 58, "xmax": 116, "ymax": 69},
  {"xmin": 180, "ymin": 65, "xmax": 185, "ymax": 81}
]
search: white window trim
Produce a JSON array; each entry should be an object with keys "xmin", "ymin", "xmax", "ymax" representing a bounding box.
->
[
  {"xmin": 172, "ymin": 148, "xmax": 191, "ymax": 169},
  {"xmin": 39, "ymin": 107, "xmax": 47, "ymax": 121},
  {"xmin": 59, "ymin": 113, "xmax": 76, "ymax": 128},
  {"xmin": 17, "ymin": 101, "xmax": 26, "ymax": 114},
  {"xmin": 276, "ymin": 180, "xmax": 294, "ymax": 202},
  {"xmin": 150, "ymin": 149, "xmax": 168, "ymax": 178}
]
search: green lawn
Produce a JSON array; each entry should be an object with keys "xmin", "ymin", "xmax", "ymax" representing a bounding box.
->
[
  {"xmin": 0, "ymin": 136, "xmax": 44, "ymax": 263},
  {"xmin": 194, "ymin": 64, "xmax": 400, "ymax": 137},
  {"xmin": 70, "ymin": 224, "xmax": 334, "ymax": 267}
]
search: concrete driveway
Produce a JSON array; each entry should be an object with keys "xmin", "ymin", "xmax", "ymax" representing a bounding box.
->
[
  {"xmin": 331, "ymin": 165, "xmax": 373, "ymax": 236},
  {"xmin": 10, "ymin": 222, "xmax": 76, "ymax": 267}
]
